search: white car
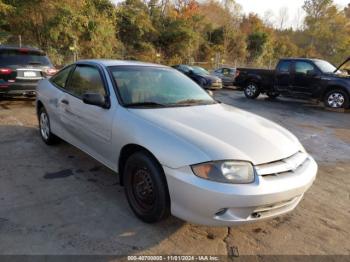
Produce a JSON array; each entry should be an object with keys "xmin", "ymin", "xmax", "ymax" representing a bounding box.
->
[{"xmin": 36, "ymin": 60, "xmax": 317, "ymax": 226}]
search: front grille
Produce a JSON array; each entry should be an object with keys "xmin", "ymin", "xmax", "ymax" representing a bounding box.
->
[
  {"xmin": 250, "ymin": 196, "xmax": 302, "ymax": 219},
  {"xmin": 255, "ymin": 152, "xmax": 309, "ymax": 177},
  {"xmin": 253, "ymin": 197, "xmax": 298, "ymax": 213}
]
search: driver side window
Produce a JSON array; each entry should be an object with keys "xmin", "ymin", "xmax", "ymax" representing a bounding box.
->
[
  {"xmin": 295, "ymin": 62, "xmax": 316, "ymax": 75},
  {"xmin": 222, "ymin": 68, "xmax": 230, "ymax": 75},
  {"xmin": 67, "ymin": 65, "xmax": 106, "ymax": 98}
]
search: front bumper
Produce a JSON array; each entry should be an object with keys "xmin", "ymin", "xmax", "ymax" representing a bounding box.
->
[
  {"xmin": 164, "ymin": 156, "xmax": 317, "ymax": 226},
  {"xmin": 208, "ymin": 82, "xmax": 223, "ymax": 90}
]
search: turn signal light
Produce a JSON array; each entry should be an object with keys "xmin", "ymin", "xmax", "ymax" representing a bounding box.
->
[
  {"xmin": 234, "ymin": 70, "xmax": 240, "ymax": 78},
  {"xmin": 0, "ymin": 68, "xmax": 13, "ymax": 75}
]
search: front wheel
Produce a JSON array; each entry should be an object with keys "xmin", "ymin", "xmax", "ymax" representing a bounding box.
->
[
  {"xmin": 123, "ymin": 151, "xmax": 170, "ymax": 223},
  {"xmin": 244, "ymin": 82, "xmax": 260, "ymax": 99},
  {"xmin": 324, "ymin": 89, "xmax": 349, "ymax": 109}
]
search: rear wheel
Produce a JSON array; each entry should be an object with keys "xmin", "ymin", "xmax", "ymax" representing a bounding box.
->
[
  {"xmin": 123, "ymin": 151, "xmax": 170, "ymax": 223},
  {"xmin": 244, "ymin": 82, "xmax": 260, "ymax": 99},
  {"xmin": 38, "ymin": 107, "xmax": 59, "ymax": 145},
  {"xmin": 324, "ymin": 89, "xmax": 349, "ymax": 109}
]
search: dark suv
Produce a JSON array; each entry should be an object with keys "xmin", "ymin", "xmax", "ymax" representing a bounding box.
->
[
  {"xmin": 0, "ymin": 46, "xmax": 56, "ymax": 97},
  {"xmin": 172, "ymin": 65, "xmax": 222, "ymax": 90}
]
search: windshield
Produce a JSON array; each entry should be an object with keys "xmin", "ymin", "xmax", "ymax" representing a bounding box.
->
[
  {"xmin": 314, "ymin": 60, "xmax": 337, "ymax": 73},
  {"xmin": 0, "ymin": 50, "xmax": 52, "ymax": 67},
  {"xmin": 109, "ymin": 66, "xmax": 216, "ymax": 108},
  {"xmin": 192, "ymin": 66, "xmax": 209, "ymax": 75}
]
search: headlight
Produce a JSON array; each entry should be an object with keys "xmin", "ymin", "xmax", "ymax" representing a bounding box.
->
[{"xmin": 191, "ymin": 161, "xmax": 255, "ymax": 184}]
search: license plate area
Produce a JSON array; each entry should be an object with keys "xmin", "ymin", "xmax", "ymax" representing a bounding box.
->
[{"xmin": 23, "ymin": 71, "xmax": 37, "ymax": 77}]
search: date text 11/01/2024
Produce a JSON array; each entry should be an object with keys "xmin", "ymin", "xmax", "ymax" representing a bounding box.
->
[{"xmin": 127, "ymin": 256, "xmax": 220, "ymax": 261}]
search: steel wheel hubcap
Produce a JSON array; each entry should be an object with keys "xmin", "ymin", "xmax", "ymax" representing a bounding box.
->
[
  {"xmin": 328, "ymin": 93, "xmax": 345, "ymax": 108},
  {"xmin": 40, "ymin": 112, "xmax": 50, "ymax": 140},
  {"xmin": 246, "ymin": 84, "xmax": 257, "ymax": 96},
  {"xmin": 132, "ymin": 168, "xmax": 155, "ymax": 211}
]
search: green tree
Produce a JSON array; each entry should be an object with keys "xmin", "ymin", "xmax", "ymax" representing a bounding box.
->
[
  {"xmin": 302, "ymin": 0, "xmax": 350, "ymax": 64},
  {"xmin": 116, "ymin": 0, "xmax": 157, "ymax": 61},
  {"xmin": 247, "ymin": 31, "xmax": 268, "ymax": 64},
  {"xmin": 0, "ymin": 0, "xmax": 12, "ymax": 43},
  {"xmin": 2, "ymin": 0, "xmax": 122, "ymax": 65},
  {"xmin": 345, "ymin": 3, "xmax": 350, "ymax": 18}
]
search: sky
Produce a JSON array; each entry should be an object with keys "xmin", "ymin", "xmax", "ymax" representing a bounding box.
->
[
  {"xmin": 235, "ymin": 0, "xmax": 349, "ymax": 28},
  {"xmin": 112, "ymin": 0, "xmax": 349, "ymax": 28}
]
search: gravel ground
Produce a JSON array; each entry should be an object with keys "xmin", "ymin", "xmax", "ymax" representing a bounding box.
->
[{"xmin": 0, "ymin": 91, "xmax": 349, "ymax": 256}]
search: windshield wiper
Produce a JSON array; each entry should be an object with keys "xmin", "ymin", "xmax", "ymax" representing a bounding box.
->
[
  {"xmin": 173, "ymin": 99, "xmax": 216, "ymax": 105},
  {"xmin": 28, "ymin": 61, "xmax": 43, "ymax": 65},
  {"xmin": 124, "ymin": 102, "xmax": 167, "ymax": 108}
]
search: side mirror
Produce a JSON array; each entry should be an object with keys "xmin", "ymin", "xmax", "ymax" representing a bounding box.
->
[
  {"xmin": 306, "ymin": 70, "xmax": 318, "ymax": 77},
  {"xmin": 189, "ymin": 69, "xmax": 194, "ymax": 75},
  {"xmin": 82, "ymin": 92, "xmax": 109, "ymax": 108}
]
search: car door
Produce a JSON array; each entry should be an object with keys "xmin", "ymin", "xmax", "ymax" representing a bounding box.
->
[
  {"xmin": 48, "ymin": 65, "xmax": 75, "ymax": 137},
  {"xmin": 274, "ymin": 60, "xmax": 292, "ymax": 92},
  {"xmin": 222, "ymin": 68, "xmax": 235, "ymax": 85},
  {"xmin": 291, "ymin": 61, "xmax": 321, "ymax": 96},
  {"xmin": 212, "ymin": 68, "xmax": 223, "ymax": 77},
  {"xmin": 59, "ymin": 64, "xmax": 115, "ymax": 162}
]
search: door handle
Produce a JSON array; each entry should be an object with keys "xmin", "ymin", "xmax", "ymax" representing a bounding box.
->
[{"xmin": 61, "ymin": 99, "xmax": 69, "ymax": 105}]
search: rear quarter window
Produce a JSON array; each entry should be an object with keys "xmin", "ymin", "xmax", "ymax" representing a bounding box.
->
[
  {"xmin": 50, "ymin": 65, "xmax": 74, "ymax": 89},
  {"xmin": 277, "ymin": 61, "xmax": 291, "ymax": 73}
]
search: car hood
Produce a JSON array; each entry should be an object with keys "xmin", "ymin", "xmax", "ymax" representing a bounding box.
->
[
  {"xmin": 200, "ymin": 74, "xmax": 221, "ymax": 82},
  {"xmin": 129, "ymin": 104, "xmax": 302, "ymax": 165},
  {"xmin": 325, "ymin": 72, "xmax": 350, "ymax": 79}
]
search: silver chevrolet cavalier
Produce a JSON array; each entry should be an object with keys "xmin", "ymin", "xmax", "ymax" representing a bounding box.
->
[{"xmin": 36, "ymin": 60, "xmax": 318, "ymax": 226}]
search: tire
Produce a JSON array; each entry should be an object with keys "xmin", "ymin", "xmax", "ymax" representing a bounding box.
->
[
  {"xmin": 244, "ymin": 82, "xmax": 260, "ymax": 99},
  {"xmin": 324, "ymin": 89, "xmax": 349, "ymax": 109},
  {"xmin": 123, "ymin": 151, "xmax": 170, "ymax": 223},
  {"xmin": 267, "ymin": 92, "xmax": 280, "ymax": 99},
  {"xmin": 38, "ymin": 107, "xmax": 59, "ymax": 145}
]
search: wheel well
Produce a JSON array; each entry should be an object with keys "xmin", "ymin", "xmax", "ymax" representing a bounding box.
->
[
  {"xmin": 245, "ymin": 78, "xmax": 260, "ymax": 87},
  {"xmin": 118, "ymin": 144, "xmax": 160, "ymax": 186},
  {"xmin": 322, "ymin": 86, "xmax": 349, "ymax": 99},
  {"xmin": 36, "ymin": 100, "xmax": 44, "ymax": 116}
]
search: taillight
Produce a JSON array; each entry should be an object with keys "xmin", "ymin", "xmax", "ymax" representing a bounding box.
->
[
  {"xmin": 0, "ymin": 68, "xmax": 13, "ymax": 75},
  {"xmin": 45, "ymin": 68, "xmax": 58, "ymax": 76},
  {"xmin": 235, "ymin": 70, "xmax": 240, "ymax": 78}
]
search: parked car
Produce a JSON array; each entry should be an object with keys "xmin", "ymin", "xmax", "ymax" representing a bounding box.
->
[
  {"xmin": 172, "ymin": 64, "xmax": 222, "ymax": 90},
  {"xmin": 212, "ymin": 67, "xmax": 237, "ymax": 87},
  {"xmin": 235, "ymin": 57, "xmax": 350, "ymax": 109},
  {"xmin": 36, "ymin": 60, "xmax": 317, "ymax": 226},
  {"xmin": 0, "ymin": 46, "xmax": 57, "ymax": 97}
]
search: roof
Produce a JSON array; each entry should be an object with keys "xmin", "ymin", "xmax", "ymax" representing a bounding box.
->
[
  {"xmin": 0, "ymin": 45, "xmax": 44, "ymax": 53},
  {"xmin": 280, "ymin": 57, "xmax": 325, "ymax": 62},
  {"xmin": 78, "ymin": 59, "xmax": 167, "ymax": 68}
]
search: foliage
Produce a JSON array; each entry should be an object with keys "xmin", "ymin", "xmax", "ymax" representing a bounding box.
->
[{"xmin": 0, "ymin": 0, "xmax": 348, "ymax": 67}]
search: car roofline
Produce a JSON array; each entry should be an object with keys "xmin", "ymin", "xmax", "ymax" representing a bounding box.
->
[{"xmin": 76, "ymin": 59, "xmax": 169, "ymax": 68}]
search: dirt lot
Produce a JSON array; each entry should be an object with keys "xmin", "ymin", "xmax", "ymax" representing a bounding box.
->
[{"xmin": 0, "ymin": 91, "xmax": 349, "ymax": 256}]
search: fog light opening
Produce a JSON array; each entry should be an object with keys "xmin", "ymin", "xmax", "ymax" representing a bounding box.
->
[
  {"xmin": 251, "ymin": 212, "xmax": 261, "ymax": 219},
  {"xmin": 215, "ymin": 208, "xmax": 228, "ymax": 216}
]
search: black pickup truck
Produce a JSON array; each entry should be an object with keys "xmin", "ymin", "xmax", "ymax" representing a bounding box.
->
[{"xmin": 235, "ymin": 58, "xmax": 350, "ymax": 109}]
